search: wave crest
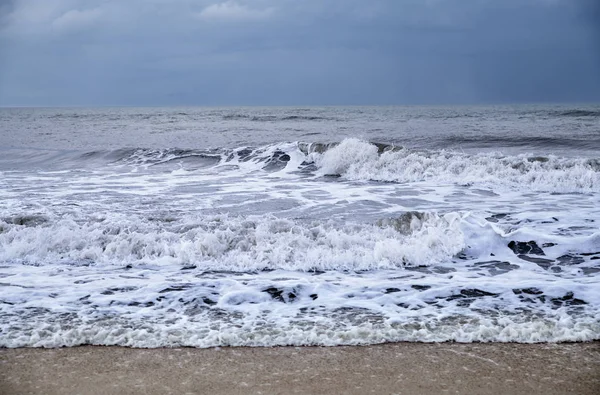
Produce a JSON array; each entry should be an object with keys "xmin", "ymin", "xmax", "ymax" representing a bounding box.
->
[
  {"xmin": 310, "ymin": 138, "xmax": 599, "ymax": 193},
  {"xmin": 0, "ymin": 212, "xmax": 466, "ymax": 270}
]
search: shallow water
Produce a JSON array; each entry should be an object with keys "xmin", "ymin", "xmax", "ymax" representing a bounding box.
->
[{"xmin": 1, "ymin": 105, "xmax": 599, "ymax": 347}]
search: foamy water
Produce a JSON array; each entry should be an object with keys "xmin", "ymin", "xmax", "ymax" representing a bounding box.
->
[{"xmin": 1, "ymin": 106, "xmax": 599, "ymax": 347}]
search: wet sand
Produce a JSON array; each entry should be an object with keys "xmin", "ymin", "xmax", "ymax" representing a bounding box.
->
[{"xmin": 1, "ymin": 342, "xmax": 598, "ymax": 395}]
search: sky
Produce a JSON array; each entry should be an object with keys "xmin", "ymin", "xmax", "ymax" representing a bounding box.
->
[{"xmin": 0, "ymin": 0, "xmax": 598, "ymax": 106}]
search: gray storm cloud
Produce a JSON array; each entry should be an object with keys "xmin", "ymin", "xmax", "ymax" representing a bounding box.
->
[{"xmin": 0, "ymin": 0, "xmax": 598, "ymax": 106}]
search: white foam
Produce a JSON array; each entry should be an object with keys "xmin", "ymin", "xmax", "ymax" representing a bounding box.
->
[
  {"xmin": 1, "ymin": 265, "xmax": 598, "ymax": 348},
  {"xmin": 1, "ymin": 136, "xmax": 599, "ymax": 347},
  {"xmin": 0, "ymin": 212, "xmax": 467, "ymax": 270},
  {"xmin": 311, "ymin": 138, "xmax": 599, "ymax": 193}
]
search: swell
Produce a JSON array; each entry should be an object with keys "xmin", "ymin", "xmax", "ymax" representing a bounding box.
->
[
  {"xmin": 546, "ymin": 109, "xmax": 600, "ymax": 118},
  {"xmin": 440, "ymin": 135, "xmax": 600, "ymax": 151},
  {"xmin": 0, "ymin": 147, "xmax": 223, "ymax": 170},
  {"xmin": 105, "ymin": 148, "xmax": 222, "ymax": 167},
  {"xmin": 222, "ymin": 114, "xmax": 337, "ymax": 122}
]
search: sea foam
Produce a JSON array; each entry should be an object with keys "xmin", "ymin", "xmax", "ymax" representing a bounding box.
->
[
  {"xmin": 0, "ymin": 211, "xmax": 466, "ymax": 270},
  {"xmin": 310, "ymin": 138, "xmax": 599, "ymax": 193}
]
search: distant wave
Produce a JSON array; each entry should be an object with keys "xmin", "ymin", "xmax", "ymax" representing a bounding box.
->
[
  {"xmin": 441, "ymin": 135, "xmax": 599, "ymax": 150},
  {"xmin": 549, "ymin": 109, "xmax": 600, "ymax": 118},
  {"xmin": 222, "ymin": 114, "xmax": 336, "ymax": 122}
]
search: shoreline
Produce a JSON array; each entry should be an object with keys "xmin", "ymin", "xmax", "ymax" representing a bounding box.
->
[{"xmin": 1, "ymin": 342, "xmax": 598, "ymax": 394}]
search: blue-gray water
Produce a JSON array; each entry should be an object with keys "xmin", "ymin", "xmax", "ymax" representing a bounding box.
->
[{"xmin": 1, "ymin": 105, "xmax": 599, "ymax": 347}]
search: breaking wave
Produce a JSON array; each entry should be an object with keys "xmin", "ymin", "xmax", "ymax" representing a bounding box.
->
[
  {"xmin": 309, "ymin": 138, "xmax": 600, "ymax": 193},
  {"xmin": 90, "ymin": 140, "xmax": 600, "ymax": 194},
  {"xmin": 3, "ymin": 138, "xmax": 598, "ymax": 193},
  {"xmin": 0, "ymin": 212, "xmax": 466, "ymax": 270}
]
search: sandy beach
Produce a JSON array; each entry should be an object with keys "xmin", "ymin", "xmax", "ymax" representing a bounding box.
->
[{"xmin": 1, "ymin": 342, "xmax": 598, "ymax": 395}]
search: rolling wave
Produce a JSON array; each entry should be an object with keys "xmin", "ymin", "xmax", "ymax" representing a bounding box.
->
[
  {"xmin": 0, "ymin": 212, "xmax": 467, "ymax": 270},
  {"xmin": 2, "ymin": 139, "xmax": 599, "ymax": 192}
]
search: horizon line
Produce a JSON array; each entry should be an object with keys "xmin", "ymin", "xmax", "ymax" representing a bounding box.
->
[{"xmin": 1, "ymin": 101, "xmax": 599, "ymax": 109}]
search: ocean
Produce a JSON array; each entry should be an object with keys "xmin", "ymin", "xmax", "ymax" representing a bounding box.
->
[{"xmin": 0, "ymin": 105, "xmax": 599, "ymax": 347}]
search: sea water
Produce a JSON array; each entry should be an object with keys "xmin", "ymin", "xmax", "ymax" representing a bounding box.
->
[{"xmin": 0, "ymin": 105, "xmax": 599, "ymax": 347}]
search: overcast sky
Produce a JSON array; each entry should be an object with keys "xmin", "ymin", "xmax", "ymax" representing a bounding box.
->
[{"xmin": 0, "ymin": 0, "xmax": 598, "ymax": 106}]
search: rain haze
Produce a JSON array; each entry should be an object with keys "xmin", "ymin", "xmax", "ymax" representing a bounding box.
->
[{"xmin": 0, "ymin": 0, "xmax": 599, "ymax": 106}]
